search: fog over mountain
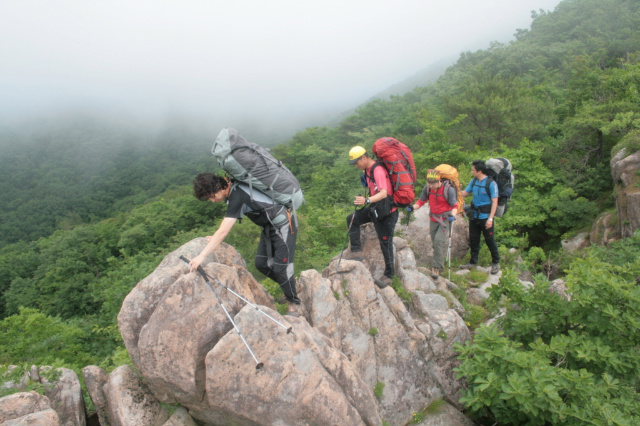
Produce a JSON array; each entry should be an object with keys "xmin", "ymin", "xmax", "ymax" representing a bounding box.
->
[{"xmin": 2, "ymin": 0, "xmax": 561, "ymax": 139}]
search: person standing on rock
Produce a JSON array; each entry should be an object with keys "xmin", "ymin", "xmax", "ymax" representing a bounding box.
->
[
  {"xmin": 188, "ymin": 173, "xmax": 301, "ymax": 305},
  {"xmin": 460, "ymin": 160, "xmax": 500, "ymax": 274},
  {"xmin": 343, "ymin": 146, "xmax": 399, "ymax": 289},
  {"xmin": 412, "ymin": 169, "xmax": 458, "ymax": 279}
]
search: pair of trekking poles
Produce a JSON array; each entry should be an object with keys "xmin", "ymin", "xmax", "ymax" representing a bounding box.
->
[{"xmin": 179, "ymin": 255, "xmax": 292, "ymax": 370}]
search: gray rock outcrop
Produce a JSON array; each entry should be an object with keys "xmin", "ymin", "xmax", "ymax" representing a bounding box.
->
[
  {"xmin": 116, "ymin": 234, "xmax": 471, "ymax": 426},
  {"xmin": 589, "ymin": 211, "xmax": 621, "ymax": 246},
  {"xmin": 611, "ymin": 148, "xmax": 640, "ymax": 238},
  {"xmin": 561, "ymin": 232, "xmax": 590, "ymax": 252}
]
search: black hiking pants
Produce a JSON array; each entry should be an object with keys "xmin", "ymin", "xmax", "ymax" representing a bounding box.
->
[
  {"xmin": 255, "ymin": 222, "xmax": 298, "ymax": 299},
  {"xmin": 347, "ymin": 207, "xmax": 399, "ymax": 279},
  {"xmin": 468, "ymin": 218, "xmax": 500, "ymax": 265}
]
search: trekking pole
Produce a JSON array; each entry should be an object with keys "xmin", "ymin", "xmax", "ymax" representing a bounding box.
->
[
  {"xmin": 334, "ymin": 194, "xmax": 361, "ymax": 277},
  {"xmin": 180, "ymin": 256, "xmax": 292, "ymax": 334},
  {"xmin": 447, "ymin": 219, "xmax": 453, "ymax": 281},
  {"xmin": 181, "ymin": 257, "xmax": 264, "ymax": 370}
]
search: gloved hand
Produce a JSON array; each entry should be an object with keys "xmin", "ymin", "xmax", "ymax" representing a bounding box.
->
[
  {"xmin": 406, "ymin": 205, "xmax": 414, "ymax": 213},
  {"xmin": 447, "ymin": 215, "xmax": 456, "ymax": 222}
]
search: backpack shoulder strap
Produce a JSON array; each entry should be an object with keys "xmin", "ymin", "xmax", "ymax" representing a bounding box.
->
[
  {"xmin": 442, "ymin": 179, "xmax": 453, "ymax": 204},
  {"xmin": 485, "ymin": 177, "xmax": 496, "ymax": 197},
  {"xmin": 367, "ymin": 162, "xmax": 382, "ymax": 195},
  {"xmin": 368, "ymin": 161, "xmax": 385, "ymax": 182}
]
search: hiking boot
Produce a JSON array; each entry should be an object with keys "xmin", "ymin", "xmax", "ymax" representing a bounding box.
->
[
  {"xmin": 277, "ymin": 295, "xmax": 301, "ymax": 305},
  {"xmin": 430, "ymin": 268, "xmax": 441, "ymax": 279},
  {"xmin": 343, "ymin": 249, "xmax": 364, "ymax": 261},
  {"xmin": 375, "ymin": 276, "xmax": 393, "ymax": 289},
  {"xmin": 490, "ymin": 263, "xmax": 501, "ymax": 275},
  {"xmin": 460, "ymin": 263, "xmax": 477, "ymax": 270}
]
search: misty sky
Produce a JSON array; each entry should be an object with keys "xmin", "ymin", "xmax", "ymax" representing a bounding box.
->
[{"xmin": 1, "ymin": 0, "xmax": 561, "ymax": 126}]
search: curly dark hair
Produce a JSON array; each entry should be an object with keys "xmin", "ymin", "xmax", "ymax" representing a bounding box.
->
[{"xmin": 193, "ymin": 173, "xmax": 229, "ymax": 201}]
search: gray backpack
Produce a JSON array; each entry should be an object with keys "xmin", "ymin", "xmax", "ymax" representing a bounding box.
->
[
  {"xmin": 212, "ymin": 128, "xmax": 304, "ymax": 218},
  {"xmin": 485, "ymin": 157, "xmax": 514, "ymax": 217}
]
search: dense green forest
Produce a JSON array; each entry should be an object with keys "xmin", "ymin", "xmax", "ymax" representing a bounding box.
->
[{"xmin": 1, "ymin": 0, "xmax": 639, "ymax": 423}]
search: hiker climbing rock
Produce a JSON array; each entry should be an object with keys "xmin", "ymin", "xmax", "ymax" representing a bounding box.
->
[
  {"xmin": 343, "ymin": 146, "xmax": 399, "ymax": 289},
  {"xmin": 412, "ymin": 168, "xmax": 458, "ymax": 279},
  {"xmin": 189, "ymin": 173, "xmax": 301, "ymax": 304},
  {"xmin": 460, "ymin": 160, "xmax": 501, "ymax": 274}
]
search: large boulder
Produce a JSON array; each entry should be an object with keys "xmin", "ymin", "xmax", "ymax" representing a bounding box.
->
[
  {"xmin": 611, "ymin": 147, "xmax": 640, "ymax": 238},
  {"xmin": 118, "ymin": 239, "xmax": 273, "ymax": 405},
  {"xmin": 82, "ymin": 366, "xmax": 110, "ymax": 426},
  {"xmin": 39, "ymin": 367, "xmax": 86, "ymax": 426},
  {"xmin": 1, "ymin": 408, "xmax": 60, "ymax": 426},
  {"xmin": 0, "ymin": 392, "xmax": 54, "ymax": 424},
  {"xmin": 117, "ymin": 239, "xmax": 253, "ymax": 368}
]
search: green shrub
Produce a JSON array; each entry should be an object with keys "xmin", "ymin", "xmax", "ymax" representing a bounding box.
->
[
  {"xmin": 455, "ymin": 235, "xmax": 640, "ymax": 425},
  {"xmin": 374, "ymin": 381, "xmax": 385, "ymax": 399},
  {"xmin": 464, "ymin": 305, "xmax": 488, "ymax": 330},
  {"xmin": 467, "ymin": 268, "xmax": 489, "ymax": 284},
  {"xmin": 392, "ymin": 276, "xmax": 413, "ymax": 304}
]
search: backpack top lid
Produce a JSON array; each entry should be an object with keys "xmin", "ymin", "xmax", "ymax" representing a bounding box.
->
[
  {"xmin": 486, "ymin": 158, "xmax": 512, "ymax": 175},
  {"xmin": 483, "ymin": 157, "xmax": 514, "ymax": 203},
  {"xmin": 434, "ymin": 164, "xmax": 459, "ymax": 183},
  {"xmin": 211, "ymin": 127, "xmax": 304, "ymax": 211}
]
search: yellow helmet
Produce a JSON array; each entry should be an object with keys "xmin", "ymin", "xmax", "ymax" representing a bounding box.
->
[{"xmin": 349, "ymin": 146, "xmax": 367, "ymax": 165}]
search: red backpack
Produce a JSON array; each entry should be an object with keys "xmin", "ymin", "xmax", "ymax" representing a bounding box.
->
[{"xmin": 371, "ymin": 137, "xmax": 416, "ymax": 207}]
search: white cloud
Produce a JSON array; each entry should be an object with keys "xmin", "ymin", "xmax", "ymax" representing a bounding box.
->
[{"xmin": 0, "ymin": 0, "xmax": 561, "ymax": 123}]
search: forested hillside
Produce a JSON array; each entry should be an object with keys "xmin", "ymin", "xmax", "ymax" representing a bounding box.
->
[
  {"xmin": 0, "ymin": 114, "xmax": 218, "ymax": 246},
  {"xmin": 1, "ymin": 0, "xmax": 639, "ymax": 423}
]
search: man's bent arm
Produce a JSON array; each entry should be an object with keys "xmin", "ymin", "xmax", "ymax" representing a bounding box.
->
[
  {"xmin": 189, "ymin": 217, "xmax": 237, "ymax": 271},
  {"xmin": 355, "ymin": 189, "xmax": 388, "ymax": 206}
]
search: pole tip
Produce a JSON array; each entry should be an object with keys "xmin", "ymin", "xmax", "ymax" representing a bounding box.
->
[
  {"xmin": 255, "ymin": 362, "xmax": 264, "ymax": 370},
  {"xmin": 286, "ymin": 327, "xmax": 293, "ymax": 334}
]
